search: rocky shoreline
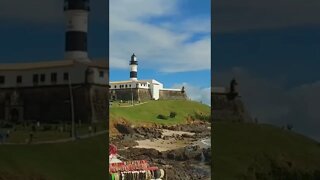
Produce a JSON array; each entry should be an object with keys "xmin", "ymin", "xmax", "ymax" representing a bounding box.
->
[{"xmin": 110, "ymin": 121, "xmax": 211, "ymax": 180}]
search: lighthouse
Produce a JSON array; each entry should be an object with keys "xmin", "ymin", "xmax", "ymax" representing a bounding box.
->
[
  {"xmin": 64, "ymin": 0, "xmax": 90, "ymax": 61},
  {"xmin": 130, "ymin": 53, "xmax": 138, "ymax": 81}
]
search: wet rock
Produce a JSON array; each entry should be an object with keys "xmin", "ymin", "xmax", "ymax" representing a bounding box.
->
[
  {"xmin": 157, "ymin": 159, "xmax": 167, "ymax": 165},
  {"xmin": 121, "ymin": 140, "xmax": 138, "ymax": 147},
  {"xmin": 115, "ymin": 124, "xmax": 135, "ymax": 134},
  {"xmin": 181, "ymin": 134, "xmax": 193, "ymax": 138},
  {"xmin": 203, "ymin": 148, "xmax": 212, "ymax": 162}
]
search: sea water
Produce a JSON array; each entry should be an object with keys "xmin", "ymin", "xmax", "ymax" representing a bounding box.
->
[{"xmin": 189, "ymin": 137, "xmax": 211, "ymax": 179}]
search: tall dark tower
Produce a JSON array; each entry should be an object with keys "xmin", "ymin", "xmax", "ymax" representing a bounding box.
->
[
  {"xmin": 130, "ymin": 53, "xmax": 138, "ymax": 81},
  {"xmin": 64, "ymin": 0, "xmax": 90, "ymax": 61}
]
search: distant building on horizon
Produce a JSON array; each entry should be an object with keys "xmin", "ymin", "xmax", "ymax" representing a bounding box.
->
[
  {"xmin": 109, "ymin": 54, "xmax": 186, "ymax": 102},
  {"xmin": 0, "ymin": 0, "xmax": 108, "ymax": 124}
]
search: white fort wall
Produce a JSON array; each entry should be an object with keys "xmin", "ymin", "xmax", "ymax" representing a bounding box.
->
[
  {"xmin": 88, "ymin": 67, "xmax": 108, "ymax": 85},
  {"xmin": 110, "ymin": 79, "xmax": 183, "ymax": 100},
  {"xmin": 0, "ymin": 64, "xmax": 107, "ymax": 88}
]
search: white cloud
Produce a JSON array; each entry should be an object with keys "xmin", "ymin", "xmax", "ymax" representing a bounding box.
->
[
  {"xmin": 110, "ymin": 0, "xmax": 211, "ymax": 73},
  {"xmin": 172, "ymin": 83, "xmax": 210, "ymax": 106},
  {"xmin": 215, "ymin": 0, "xmax": 320, "ymax": 33}
]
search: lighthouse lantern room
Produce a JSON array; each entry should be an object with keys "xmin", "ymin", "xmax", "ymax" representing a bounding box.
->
[{"xmin": 130, "ymin": 53, "xmax": 138, "ymax": 81}]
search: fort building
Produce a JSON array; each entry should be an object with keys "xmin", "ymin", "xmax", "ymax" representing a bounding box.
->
[
  {"xmin": 109, "ymin": 54, "xmax": 186, "ymax": 102},
  {"xmin": 0, "ymin": 0, "xmax": 108, "ymax": 124}
]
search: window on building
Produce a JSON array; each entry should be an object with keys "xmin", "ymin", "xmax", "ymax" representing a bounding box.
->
[
  {"xmin": 125, "ymin": 84, "xmax": 127, "ymax": 88},
  {"xmin": 148, "ymin": 84, "xmax": 150, "ymax": 87},
  {"xmin": 16, "ymin": 75, "xmax": 22, "ymax": 83},
  {"xmin": 0, "ymin": 76, "xmax": 5, "ymax": 84},
  {"xmin": 33, "ymin": 74, "xmax": 39, "ymax": 84},
  {"xmin": 40, "ymin": 74, "xmax": 45, "ymax": 82},
  {"xmin": 114, "ymin": 85, "xmax": 117, "ymax": 88},
  {"xmin": 99, "ymin": 71, "xmax": 104, "ymax": 78},
  {"xmin": 51, "ymin": 73, "xmax": 57, "ymax": 82},
  {"xmin": 63, "ymin": 72, "xmax": 69, "ymax": 81},
  {"xmin": 129, "ymin": 84, "xmax": 131, "ymax": 87}
]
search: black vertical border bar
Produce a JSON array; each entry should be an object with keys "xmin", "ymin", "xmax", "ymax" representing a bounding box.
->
[
  {"xmin": 106, "ymin": 0, "xmax": 110, "ymax": 176},
  {"xmin": 211, "ymin": 0, "xmax": 214, "ymax": 176}
]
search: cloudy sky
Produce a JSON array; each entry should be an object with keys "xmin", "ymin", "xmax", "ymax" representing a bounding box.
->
[
  {"xmin": 109, "ymin": 0, "xmax": 211, "ymax": 105},
  {"xmin": 0, "ymin": 0, "xmax": 107, "ymax": 62},
  {"xmin": 213, "ymin": 0, "xmax": 320, "ymax": 141}
]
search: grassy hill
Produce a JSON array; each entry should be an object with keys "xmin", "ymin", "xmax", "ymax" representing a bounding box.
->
[
  {"xmin": 213, "ymin": 122, "xmax": 320, "ymax": 179},
  {"xmin": 110, "ymin": 100, "xmax": 210, "ymax": 126},
  {"xmin": 0, "ymin": 135, "xmax": 107, "ymax": 180}
]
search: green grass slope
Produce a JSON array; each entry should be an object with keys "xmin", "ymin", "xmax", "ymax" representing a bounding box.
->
[
  {"xmin": 110, "ymin": 100, "xmax": 210, "ymax": 125},
  {"xmin": 0, "ymin": 135, "xmax": 107, "ymax": 180},
  {"xmin": 213, "ymin": 122, "xmax": 320, "ymax": 179}
]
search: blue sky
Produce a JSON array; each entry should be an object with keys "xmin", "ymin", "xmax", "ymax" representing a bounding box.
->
[
  {"xmin": 213, "ymin": 0, "xmax": 320, "ymax": 141},
  {"xmin": 110, "ymin": 0, "xmax": 211, "ymax": 105},
  {"xmin": 0, "ymin": 0, "xmax": 107, "ymax": 63},
  {"xmin": 214, "ymin": 26, "xmax": 320, "ymax": 87}
]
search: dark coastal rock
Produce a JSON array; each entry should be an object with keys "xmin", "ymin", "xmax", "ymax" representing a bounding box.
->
[
  {"xmin": 181, "ymin": 133, "xmax": 193, "ymax": 138},
  {"xmin": 157, "ymin": 159, "xmax": 167, "ymax": 165},
  {"xmin": 120, "ymin": 148, "xmax": 161, "ymax": 160},
  {"xmin": 110, "ymin": 123, "xmax": 212, "ymax": 180},
  {"xmin": 115, "ymin": 123, "xmax": 135, "ymax": 134},
  {"xmin": 163, "ymin": 136, "xmax": 170, "ymax": 140},
  {"xmin": 203, "ymin": 148, "xmax": 212, "ymax": 161},
  {"xmin": 134, "ymin": 127, "xmax": 162, "ymax": 139},
  {"xmin": 121, "ymin": 140, "xmax": 138, "ymax": 148},
  {"xmin": 166, "ymin": 149, "xmax": 185, "ymax": 161},
  {"xmin": 165, "ymin": 148, "xmax": 204, "ymax": 161}
]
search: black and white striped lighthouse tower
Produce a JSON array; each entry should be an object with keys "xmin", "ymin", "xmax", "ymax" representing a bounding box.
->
[
  {"xmin": 64, "ymin": 0, "xmax": 90, "ymax": 61},
  {"xmin": 130, "ymin": 53, "xmax": 138, "ymax": 81}
]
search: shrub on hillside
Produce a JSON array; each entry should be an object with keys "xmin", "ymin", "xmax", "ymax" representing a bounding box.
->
[
  {"xmin": 286, "ymin": 124, "xmax": 293, "ymax": 131},
  {"xmin": 169, "ymin": 112, "xmax": 177, "ymax": 118},
  {"xmin": 191, "ymin": 112, "xmax": 210, "ymax": 122},
  {"xmin": 157, "ymin": 114, "xmax": 168, "ymax": 120}
]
